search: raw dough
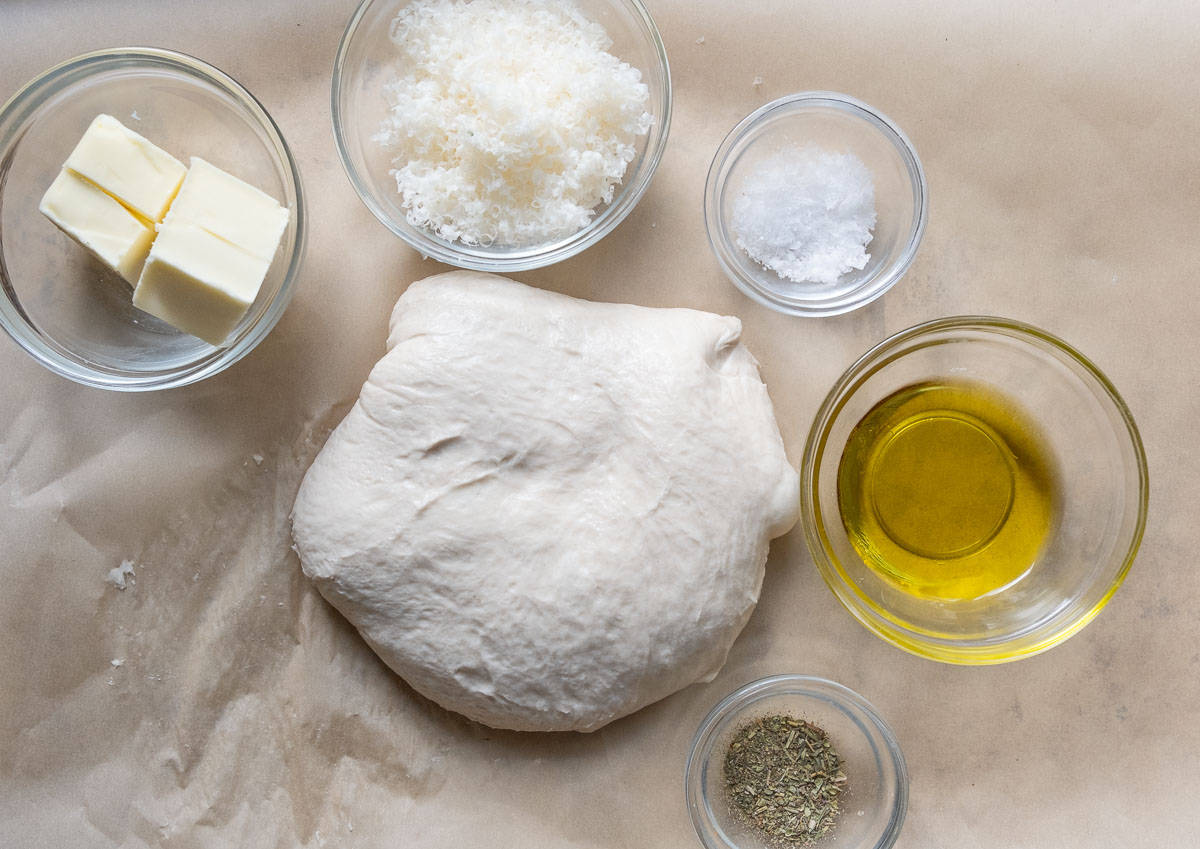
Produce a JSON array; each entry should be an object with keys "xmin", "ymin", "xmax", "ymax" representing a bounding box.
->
[{"xmin": 291, "ymin": 272, "xmax": 798, "ymax": 732}]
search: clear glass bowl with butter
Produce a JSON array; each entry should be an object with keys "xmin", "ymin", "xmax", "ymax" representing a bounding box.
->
[
  {"xmin": 0, "ymin": 48, "xmax": 306, "ymax": 391},
  {"xmin": 332, "ymin": 0, "xmax": 671, "ymax": 271}
]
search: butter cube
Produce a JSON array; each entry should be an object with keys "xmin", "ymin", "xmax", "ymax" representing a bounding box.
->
[
  {"xmin": 132, "ymin": 222, "xmax": 271, "ymax": 346},
  {"xmin": 165, "ymin": 157, "xmax": 288, "ymax": 260},
  {"xmin": 64, "ymin": 114, "xmax": 186, "ymax": 223},
  {"xmin": 130, "ymin": 157, "xmax": 289, "ymax": 345},
  {"xmin": 39, "ymin": 169, "xmax": 156, "ymax": 285}
]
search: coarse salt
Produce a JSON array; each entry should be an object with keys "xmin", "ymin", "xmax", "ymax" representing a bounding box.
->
[
  {"xmin": 374, "ymin": 0, "xmax": 653, "ymax": 248},
  {"xmin": 732, "ymin": 146, "xmax": 876, "ymax": 285}
]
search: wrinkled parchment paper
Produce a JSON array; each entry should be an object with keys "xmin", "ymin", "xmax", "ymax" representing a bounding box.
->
[{"xmin": 3, "ymin": 2, "xmax": 1198, "ymax": 847}]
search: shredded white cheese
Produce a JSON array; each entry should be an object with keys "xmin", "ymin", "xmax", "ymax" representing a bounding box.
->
[
  {"xmin": 374, "ymin": 0, "xmax": 653, "ymax": 247},
  {"xmin": 732, "ymin": 146, "xmax": 877, "ymax": 285}
]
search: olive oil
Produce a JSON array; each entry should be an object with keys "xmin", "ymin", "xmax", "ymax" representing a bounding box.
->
[{"xmin": 837, "ymin": 380, "xmax": 1058, "ymax": 600}]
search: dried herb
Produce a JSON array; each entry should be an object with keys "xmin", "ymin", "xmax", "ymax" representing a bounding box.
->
[{"xmin": 723, "ymin": 714, "xmax": 847, "ymax": 846}]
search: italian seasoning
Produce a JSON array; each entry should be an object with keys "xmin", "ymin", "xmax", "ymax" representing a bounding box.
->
[{"xmin": 723, "ymin": 714, "xmax": 847, "ymax": 846}]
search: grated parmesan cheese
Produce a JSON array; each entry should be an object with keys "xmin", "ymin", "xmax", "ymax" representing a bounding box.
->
[
  {"xmin": 732, "ymin": 146, "xmax": 876, "ymax": 285},
  {"xmin": 374, "ymin": 0, "xmax": 653, "ymax": 247}
]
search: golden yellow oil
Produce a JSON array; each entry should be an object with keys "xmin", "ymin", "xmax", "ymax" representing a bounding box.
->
[{"xmin": 837, "ymin": 380, "xmax": 1058, "ymax": 601}]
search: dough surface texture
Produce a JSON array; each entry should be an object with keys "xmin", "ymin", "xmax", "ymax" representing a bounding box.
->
[{"xmin": 291, "ymin": 272, "xmax": 799, "ymax": 732}]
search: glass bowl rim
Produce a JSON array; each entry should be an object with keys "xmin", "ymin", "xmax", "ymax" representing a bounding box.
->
[
  {"xmin": 703, "ymin": 90, "xmax": 928, "ymax": 318},
  {"xmin": 685, "ymin": 673, "xmax": 909, "ymax": 849},
  {"xmin": 799, "ymin": 315, "xmax": 1151, "ymax": 663},
  {"xmin": 0, "ymin": 46, "xmax": 307, "ymax": 392},
  {"xmin": 330, "ymin": 0, "xmax": 673, "ymax": 272}
]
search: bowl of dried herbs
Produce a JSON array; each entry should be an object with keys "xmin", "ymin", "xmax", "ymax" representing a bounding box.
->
[{"xmin": 685, "ymin": 675, "xmax": 907, "ymax": 849}]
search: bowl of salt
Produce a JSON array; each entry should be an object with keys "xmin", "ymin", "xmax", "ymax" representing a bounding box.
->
[{"xmin": 704, "ymin": 91, "xmax": 927, "ymax": 317}]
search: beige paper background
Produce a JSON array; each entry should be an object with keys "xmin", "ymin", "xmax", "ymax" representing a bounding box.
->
[{"xmin": 2, "ymin": 1, "xmax": 1197, "ymax": 847}]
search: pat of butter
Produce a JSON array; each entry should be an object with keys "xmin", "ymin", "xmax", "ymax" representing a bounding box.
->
[
  {"xmin": 64, "ymin": 114, "xmax": 186, "ymax": 223},
  {"xmin": 165, "ymin": 157, "xmax": 288, "ymax": 260},
  {"xmin": 132, "ymin": 222, "xmax": 271, "ymax": 346},
  {"xmin": 131, "ymin": 157, "xmax": 289, "ymax": 346},
  {"xmin": 39, "ymin": 169, "xmax": 156, "ymax": 285}
]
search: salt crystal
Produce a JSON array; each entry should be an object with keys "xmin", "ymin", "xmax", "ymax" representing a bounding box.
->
[
  {"xmin": 252, "ymin": 453, "xmax": 264, "ymax": 465},
  {"xmin": 731, "ymin": 145, "xmax": 876, "ymax": 285},
  {"xmin": 696, "ymin": 36, "xmax": 705, "ymax": 45},
  {"xmin": 752, "ymin": 76, "xmax": 763, "ymax": 87},
  {"xmin": 111, "ymin": 658, "xmax": 124, "ymax": 668},
  {"xmin": 106, "ymin": 559, "xmax": 136, "ymax": 591}
]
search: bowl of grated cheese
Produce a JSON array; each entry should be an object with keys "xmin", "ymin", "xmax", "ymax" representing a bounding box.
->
[{"xmin": 333, "ymin": 0, "xmax": 671, "ymax": 271}]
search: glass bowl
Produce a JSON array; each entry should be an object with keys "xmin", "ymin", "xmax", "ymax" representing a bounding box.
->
[
  {"xmin": 332, "ymin": 0, "xmax": 671, "ymax": 271},
  {"xmin": 705, "ymin": 92, "xmax": 926, "ymax": 317},
  {"xmin": 686, "ymin": 675, "xmax": 907, "ymax": 849},
  {"xmin": 0, "ymin": 48, "xmax": 306, "ymax": 391},
  {"xmin": 801, "ymin": 317, "xmax": 1149, "ymax": 663}
]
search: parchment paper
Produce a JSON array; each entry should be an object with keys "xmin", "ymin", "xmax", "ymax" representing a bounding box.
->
[{"xmin": 3, "ymin": 2, "xmax": 1198, "ymax": 847}]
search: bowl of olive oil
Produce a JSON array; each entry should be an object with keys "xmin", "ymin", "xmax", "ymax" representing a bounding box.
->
[{"xmin": 802, "ymin": 317, "xmax": 1148, "ymax": 663}]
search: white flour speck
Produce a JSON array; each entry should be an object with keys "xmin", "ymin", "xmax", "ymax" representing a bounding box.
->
[{"xmin": 106, "ymin": 560, "xmax": 136, "ymax": 590}]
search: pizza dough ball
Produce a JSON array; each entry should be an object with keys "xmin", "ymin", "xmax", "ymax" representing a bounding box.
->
[{"xmin": 292, "ymin": 272, "xmax": 798, "ymax": 731}]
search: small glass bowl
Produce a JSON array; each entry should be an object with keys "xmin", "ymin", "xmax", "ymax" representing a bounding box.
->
[
  {"xmin": 332, "ymin": 0, "xmax": 671, "ymax": 271},
  {"xmin": 0, "ymin": 48, "xmax": 305, "ymax": 391},
  {"xmin": 705, "ymin": 92, "xmax": 926, "ymax": 317},
  {"xmin": 801, "ymin": 317, "xmax": 1149, "ymax": 663},
  {"xmin": 686, "ymin": 675, "xmax": 907, "ymax": 849}
]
